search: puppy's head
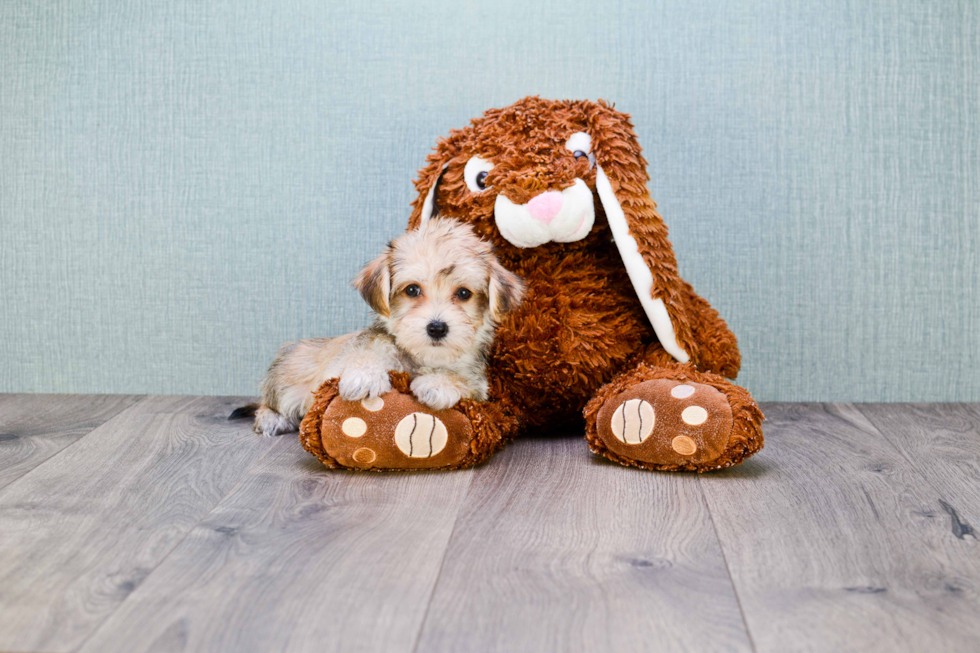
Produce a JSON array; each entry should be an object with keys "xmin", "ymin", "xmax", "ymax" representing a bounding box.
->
[{"xmin": 354, "ymin": 218, "xmax": 523, "ymax": 367}]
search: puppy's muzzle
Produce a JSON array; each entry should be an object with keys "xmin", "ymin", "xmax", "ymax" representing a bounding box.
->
[{"xmin": 426, "ymin": 320, "xmax": 449, "ymax": 341}]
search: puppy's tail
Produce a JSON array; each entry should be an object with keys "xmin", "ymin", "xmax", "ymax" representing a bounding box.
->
[{"xmin": 228, "ymin": 403, "xmax": 259, "ymax": 420}]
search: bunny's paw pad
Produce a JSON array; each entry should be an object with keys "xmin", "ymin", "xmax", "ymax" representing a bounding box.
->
[
  {"xmin": 594, "ymin": 380, "xmax": 734, "ymax": 470},
  {"xmin": 318, "ymin": 390, "xmax": 474, "ymax": 470}
]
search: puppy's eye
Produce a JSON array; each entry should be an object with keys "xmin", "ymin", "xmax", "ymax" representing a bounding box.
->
[
  {"xmin": 405, "ymin": 284, "xmax": 421, "ymax": 297},
  {"xmin": 573, "ymin": 150, "xmax": 588, "ymax": 160},
  {"xmin": 455, "ymin": 288, "xmax": 472, "ymax": 301},
  {"xmin": 464, "ymin": 156, "xmax": 494, "ymax": 193}
]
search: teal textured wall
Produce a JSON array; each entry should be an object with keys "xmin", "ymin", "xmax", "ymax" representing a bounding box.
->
[{"xmin": 1, "ymin": 0, "xmax": 978, "ymax": 401}]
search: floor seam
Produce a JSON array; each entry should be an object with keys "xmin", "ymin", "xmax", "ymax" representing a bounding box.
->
[
  {"xmin": 69, "ymin": 411, "xmax": 289, "ymax": 653},
  {"xmin": 0, "ymin": 394, "xmax": 149, "ymax": 495},
  {"xmin": 850, "ymin": 402, "xmax": 976, "ymax": 517},
  {"xmin": 410, "ymin": 469, "xmax": 478, "ymax": 653},
  {"xmin": 699, "ymin": 474, "xmax": 760, "ymax": 653}
]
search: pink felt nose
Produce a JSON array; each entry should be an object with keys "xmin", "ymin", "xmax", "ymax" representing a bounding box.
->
[{"xmin": 526, "ymin": 192, "xmax": 563, "ymax": 224}]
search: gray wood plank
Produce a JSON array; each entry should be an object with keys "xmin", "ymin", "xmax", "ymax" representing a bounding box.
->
[
  {"xmin": 0, "ymin": 393, "xmax": 142, "ymax": 490},
  {"xmin": 415, "ymin": 435, "xmax": 754, "ymax": 653},
  {"xmin": 857, "ymin": 403, "xmax": 980, "ymax": 526},
  {"xmin": 76, "ymin": 434, "xmax": 475, "ymax": 653},
  {"xmin": 0, "ymin": 395, "xmax": 275, "ymax": 653},
  {"xmin": 699, "ymin": 403, "xmax": 980, "ymax": 653}
]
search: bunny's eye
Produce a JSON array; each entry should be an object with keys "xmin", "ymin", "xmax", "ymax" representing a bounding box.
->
[
  {"xmin": 464, "ymin": 156, "xmax": 494, "ymax": 193},
  {"xmin": 565, "ymin": 132, "xmax": 592, "ymax": 154},
  {"xmin": 566, "ymin": 132, "xmax": 595, "ymax": 170}
]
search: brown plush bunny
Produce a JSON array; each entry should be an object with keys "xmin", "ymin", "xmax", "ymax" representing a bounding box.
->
[{"xmin": 300, "ymin": 97, "xmax": 764, "ymax": 472}]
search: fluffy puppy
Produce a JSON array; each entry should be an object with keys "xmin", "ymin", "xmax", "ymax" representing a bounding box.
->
[{"xmin": 248, "ymin": 218, "xmax": 523, "ymax": 436}]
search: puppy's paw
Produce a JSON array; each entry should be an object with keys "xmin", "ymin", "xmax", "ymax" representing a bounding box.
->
[
  {"xmin": 254, "ymin": 406, "xmax": 296, "ymax": 437},
  {"xmin": 339, "ymin": 367, "xmax": 392, "ymax": 401},
  {"xmin": 411, "ymin": 374, "xmax": 465, "ymax": 410}
]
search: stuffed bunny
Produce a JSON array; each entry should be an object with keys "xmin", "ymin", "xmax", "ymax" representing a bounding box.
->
[{"xmin": 300, "ymin": 97, "xmax": 764, "ymax": 472}]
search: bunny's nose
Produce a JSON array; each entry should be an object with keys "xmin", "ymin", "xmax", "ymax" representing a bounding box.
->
[{"xmin": 526, "ymin": 192, "xmax": 563, "ymax": 224}]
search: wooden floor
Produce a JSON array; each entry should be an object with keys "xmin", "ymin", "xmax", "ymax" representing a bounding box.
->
[{"xmin": 1, "ymin": 396, "xmax": 979, "ymax": 652}]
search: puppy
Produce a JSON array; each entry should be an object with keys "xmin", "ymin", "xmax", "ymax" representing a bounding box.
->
[{"xmin": 247, "ymin": 218, "xmax": 523, "ymax": 436}]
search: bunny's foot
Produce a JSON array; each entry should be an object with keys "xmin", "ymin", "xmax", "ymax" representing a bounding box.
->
[
  {"xmin": 584, "ymin": 362, "xmax": 764, "ymax": 472},
  {"xmin": 300, "ymin": 372, "xmax": 517, "ymax": 471}
]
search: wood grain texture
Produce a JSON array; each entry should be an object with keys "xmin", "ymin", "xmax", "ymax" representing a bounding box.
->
[
  {"xmin": 700, "ymin": 403, "xmax": 980, "ymax": 653},
  {"xmin": 858, "ymin": 403, "xmax": 980, "ymax": 526},
  {"xmin": 4, "ymin": 397, "xmax": 980, "ymax": 653},
  {"xmin": 0, "ymin": 395, "xmax": 275, "ymax": 653},
  {"xmin": 0, "ymin": 394, "xmax": 142, "ymax": 490},
  {"xmin": 76, "ymin": 435, "xmax": 474, "ymax": 653},
  {"xmin": 415, "ymin": 435, "xmax": 753, "ymax": 653}
]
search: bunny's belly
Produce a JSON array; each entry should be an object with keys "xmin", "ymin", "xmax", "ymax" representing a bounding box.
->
[{"xmin": 487, "ymin": 249, "xmax": 654, "ymax": 425}]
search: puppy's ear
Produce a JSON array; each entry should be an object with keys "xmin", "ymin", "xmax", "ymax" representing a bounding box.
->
[
  {"xmin": 488, "ymin": 260, "xmax": 524, "ymax": 323},
  {"xmin": 352, "ymin": 248, "xmax": 392, "ymax": 318}
]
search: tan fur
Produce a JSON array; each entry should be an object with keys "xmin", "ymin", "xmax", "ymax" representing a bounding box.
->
[{"xmin": 253, "ymin": 218, "xmax": 523, "ymax": 436}]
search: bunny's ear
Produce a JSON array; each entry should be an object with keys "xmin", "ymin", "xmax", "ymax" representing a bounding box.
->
[
  {"xmin": 408, "ymin": 153, "xmax": 452, "ymax": 229},
  {"xmin": 589, "ymin": 102, "xmax": 695, "ymax": 364}
]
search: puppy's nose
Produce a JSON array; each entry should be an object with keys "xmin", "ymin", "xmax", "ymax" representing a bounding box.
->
[
  {"xmin": 526, "ymin": 191, "xmax": 563, "ymax": 224},
  {"xmin": 426, "ymin": 320, "xmax": 449, "ymax": 340}
]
